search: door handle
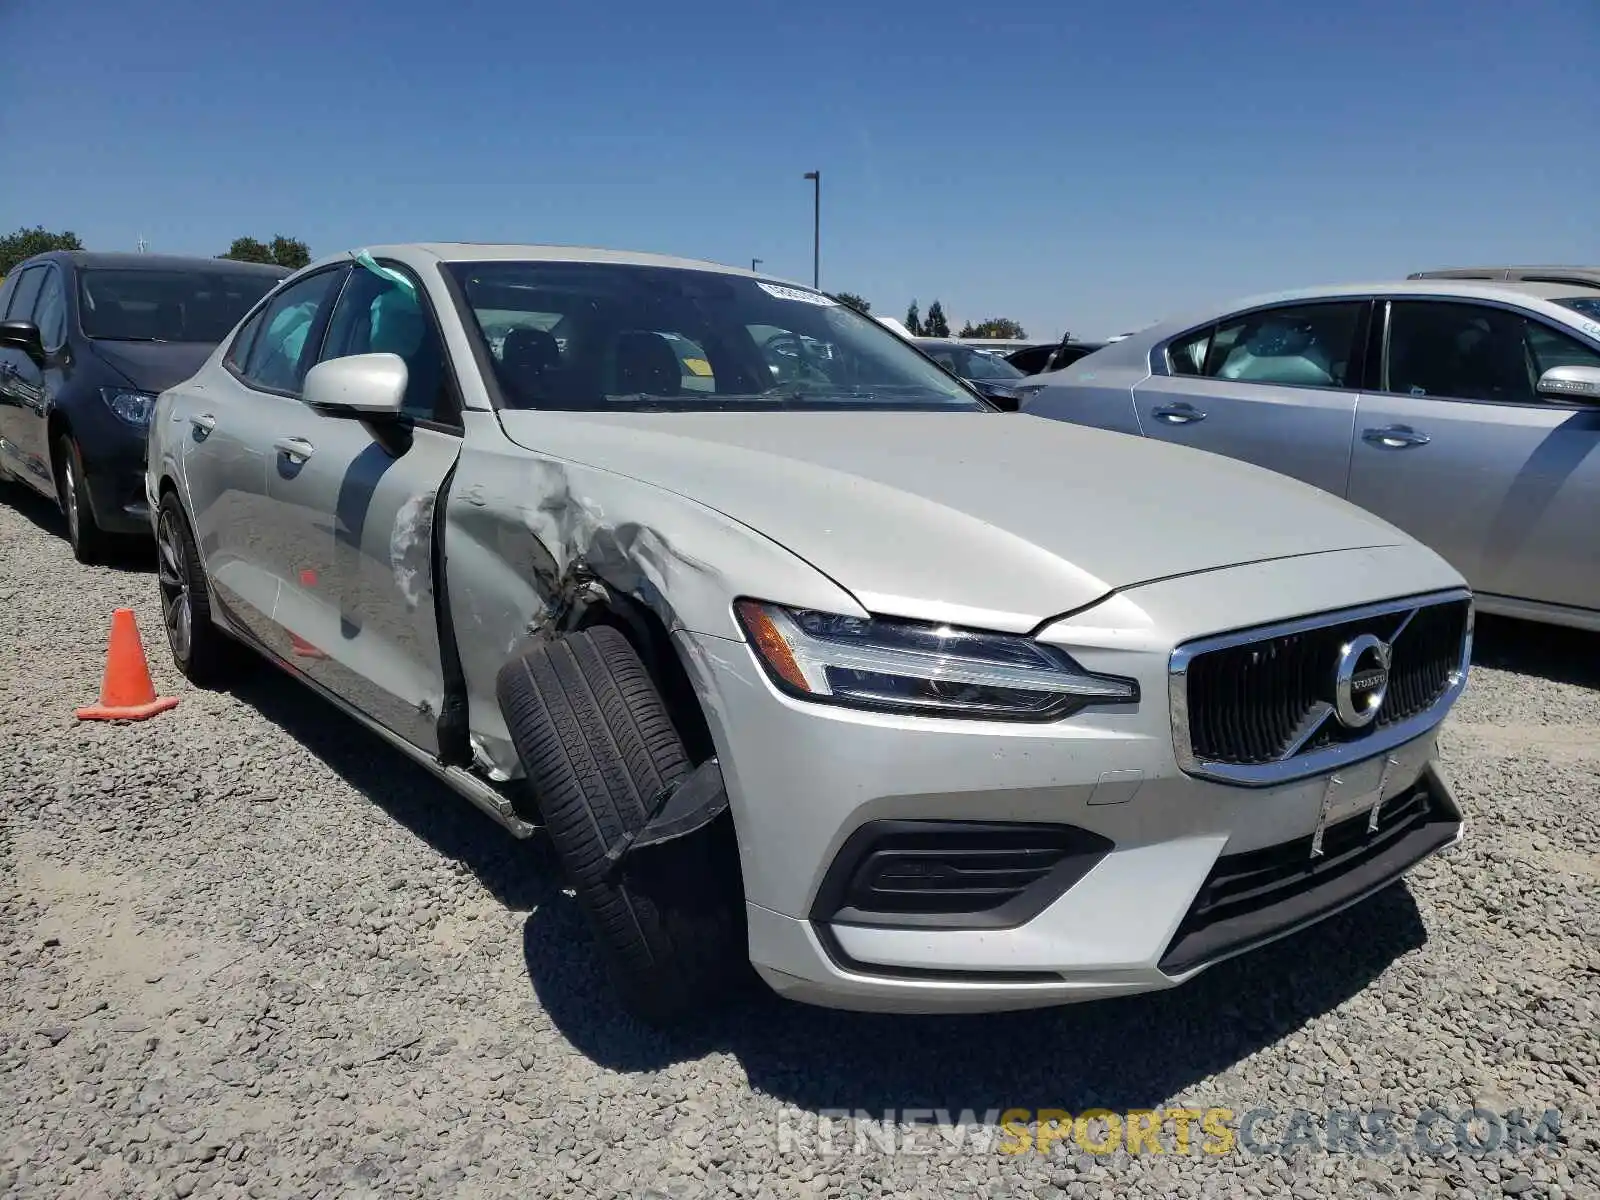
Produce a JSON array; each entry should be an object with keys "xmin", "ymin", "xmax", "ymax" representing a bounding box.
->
[
  {"xmin": 273, "ymin": 436, "xmax": 315, "ymax": 464},
  {"xmin": 189, "ymin": 413, "xmax": 216, "ymax": 434},
  {"xmin": 1152, "ymin": 402, "xmax": 1206, "ymax": 424},
  {"xmin": 1362, "ymin": 425, "xmax": 1430, "ymax": 449}
]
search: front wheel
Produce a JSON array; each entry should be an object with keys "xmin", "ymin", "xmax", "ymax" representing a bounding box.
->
[
  {"xmin": 497, "ymin": 625, "xmax": 748, "ymax": 1025},
  {"xmin": 156, "ymin": 492, "xmax": 237, "ymax": 687},
  {"xmin": 56, "ymin": 435, "xmax": 109, "ymax": 564}
]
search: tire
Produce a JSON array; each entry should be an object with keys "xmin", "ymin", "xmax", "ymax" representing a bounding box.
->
[
  {"xmin": 57, "ymin": 434, "xmax": 110, "ymax": 564},
  {"xmin": 156, "ymin": 491, "xmax": 237, "ymax": 687},
  {"xmin": 497, "ymin": 625, "xmax": 747, "ymax": 1025}
]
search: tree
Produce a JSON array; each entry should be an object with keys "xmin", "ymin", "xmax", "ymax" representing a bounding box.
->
[
  {"xmin": 957, "ymin": 317, "xmax": 1027, "ymax": 340},
  {"xmin": 268, "ymin": 235, "xmax": 311, "ymax": 270},
  {"xmin": 0, "ymin": 226, "xmax": 83, "ymax": 277},
  {"xmin": 220, "ymin": 236, "xmax": 274, "ymax": 265},
  {"xmin": 923, "ymin": 299, "xmax": 950, "ymax": 338},
  {"xmin": 904, "ymin": 301, "xmax": 923, "ymax": 337},
  {"xmin": 221, "ymin": 234, "xmax": 312, "ymax": 268},
  {"xmin": 832, "ymin": 291, "xmax": 871, "ymax": 315}
]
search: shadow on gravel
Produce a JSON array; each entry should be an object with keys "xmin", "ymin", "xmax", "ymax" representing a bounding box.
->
[
  {"xmin": 225, "ymin": 634, "xmax": 1435, "ymax": 1116},
  {"xmin": 1471, "ymin": 613, "xmax": 1600, "ymax": 691},
  {"xmin": 521, "ymin": 881, "xmax": 1428, "ymax": 1115},
  {"xmin": 226, "ymin": 667, "xmax": 559, "ymax": 912},
  {"xmin": 2, "ymin": 481, "xmax": 156, "ymax": 573}
]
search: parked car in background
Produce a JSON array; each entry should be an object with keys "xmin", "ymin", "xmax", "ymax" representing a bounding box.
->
[
  {"xmin": 913, "ymin": 337, "xmax": 1027, "ymax": 408},
  {"xmin": 1006, "ymin": 336, "xmax": 1106, "ymax": 376},
  {"xmin": 0, "ymin": 252, "xmax": 287, "ymax": 560},
  {"xmin": 1021, "ymin": 278, "xmax": 1600, "ymax": 632},
  {"xmin": 150, "ymin": 243, "xmax": 1472, "ymax": 1023},
  {"xmin": 1409, "ymin": 264, "xmax": 1600, "ymax": 289}
]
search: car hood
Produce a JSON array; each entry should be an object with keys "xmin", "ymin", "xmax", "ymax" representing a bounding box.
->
[
  {"xmin": 89, "ymin": 341, "xmax": 214, "ymax": 391},
  {"xmin": 497, "ymin": 409, "xmax": 1414, "ymax": 632}
]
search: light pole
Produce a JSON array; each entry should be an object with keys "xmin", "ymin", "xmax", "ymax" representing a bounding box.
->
[
  {"xmin": 751, "ymin": 257, "xmax": 763, "ymax": 273},
  {"xmin": 802, "ymin": 170, "xmax": 820, "ymax": 289}
]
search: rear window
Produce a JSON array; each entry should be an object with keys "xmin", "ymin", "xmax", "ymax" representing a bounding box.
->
[
  {"xmin": 78, "ymin": 268, "xmax": 283, "ymax": 343},
  {"xmin": 447, "ymin": 261, "xmax": 984, "ymax": 412}
]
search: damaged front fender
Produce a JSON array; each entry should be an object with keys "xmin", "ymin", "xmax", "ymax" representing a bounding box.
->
[{"xmin": 445, "ymin": 411, "xmax": 861, "ymax": 778}]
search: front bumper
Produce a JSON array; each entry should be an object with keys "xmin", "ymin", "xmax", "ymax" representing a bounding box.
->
[
  {"xmin": 744, "ymin": 756, "xmax": 1460, "ymax": 1013},
  {"xmin": 73, "ymin": 400, "xmax": 151, "ymax": 536},
  {"xmin": 678, "ymin": 545, "xmax": 1469, "ymax": 1013}
]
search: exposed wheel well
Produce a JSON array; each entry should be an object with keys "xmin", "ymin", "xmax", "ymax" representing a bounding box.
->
[{"xmin": 572, "ymin": 591, "xmax": 717, "ymax": 765}]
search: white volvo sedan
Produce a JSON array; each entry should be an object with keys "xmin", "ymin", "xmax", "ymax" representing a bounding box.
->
[{"xmin": 146, "ymin": 244, "xmax": 1473, "ymax": 1022}]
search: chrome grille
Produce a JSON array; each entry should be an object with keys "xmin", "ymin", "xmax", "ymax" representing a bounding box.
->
[{"xmin": 1170, "ymin": 591, "xmax": 1472, "ymax": 786}]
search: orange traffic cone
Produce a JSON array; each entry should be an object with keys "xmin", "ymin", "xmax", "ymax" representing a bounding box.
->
[{"xmin": 75, "ymin": 608, "xmax": 180, "ymax": 722}]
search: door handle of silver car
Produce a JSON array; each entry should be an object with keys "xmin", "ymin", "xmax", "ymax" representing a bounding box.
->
[
  {"xmin": 1152, "ymin": 403, "xmax": 1206, "ymax": 424},
  {"xmin": 189, "ymin": 414, "xmax": 216, "ymax": 434},
  {"xmin": 1362, "ymin": 425, "xmax": 1430, "ymax": 449},
  {"xmin": 273, "ymin": 437, "xmax": 315, "ymax": 464}
]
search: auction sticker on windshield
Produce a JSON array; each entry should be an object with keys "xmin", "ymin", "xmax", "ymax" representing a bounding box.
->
[{"xmin": 757, "ymin": 282, "xmax": 837, "ymax": 306}]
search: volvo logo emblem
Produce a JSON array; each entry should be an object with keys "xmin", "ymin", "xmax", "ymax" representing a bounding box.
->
[{"xmin": 1333, "ymin": 634, "xmax": 1392, "ymax": 729}]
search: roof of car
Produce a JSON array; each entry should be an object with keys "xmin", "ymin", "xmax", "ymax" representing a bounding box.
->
[
  {"xmin": 352, "ymin": 242, "xmax": 759, "ymax": 276},
  {"xmin": 36, "ymin": 251, "xmax": 289, "ymax": 274},
  {"xmin": 1150, "ymin": 278, "xmax": 1592, "ymax": 333},
  {"xmin": 1408, "ymin": 265, "xmax": 1600, "ymax": 287}
]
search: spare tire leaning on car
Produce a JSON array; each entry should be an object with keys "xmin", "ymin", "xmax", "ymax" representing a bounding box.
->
[{"xmin": 496, "ymin": 625, "xmax": 749, "ymax": 1025}]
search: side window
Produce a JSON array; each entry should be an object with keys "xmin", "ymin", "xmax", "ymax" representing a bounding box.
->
[
  {"xmin": 319, "ymin": 263, "xmax": 453, "ymax": 423},
  {"xmin": 1204, "ymin": 302, "xmax": 1363, "ymax": 387},
  {"xmin": 32, "ymin": 269, "xmax": 67, "ymax": 350},
  {"xmin": 1168, "ymin": 327, "xmax": 1213, "ymax": 376},
  {"xmin": 6, "ymin": 266, "xmax": 46, "ymax": 321},
  {"xmin": 237, "ymin": 270, "xmax": 344, "ymax": 394},
  {"xmin": 224, "ymin": 307, "xmax": 266, "ymax": 374},
  {"xmin": 1385, "ymin": 301, "xmax": 1534, "ymax": 405}
]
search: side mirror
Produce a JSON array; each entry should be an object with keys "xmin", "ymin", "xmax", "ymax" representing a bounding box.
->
[
  {"xmin": 0, "ymin": 319, "xmax": 44, "ymax": 363},
  {"xmin": 1536, "ymin": 364, "xmax": 1600, "ymax": 402},
  {"xmin": 303, "ymin": 352, "xmax": 408, "ymax": 416}
]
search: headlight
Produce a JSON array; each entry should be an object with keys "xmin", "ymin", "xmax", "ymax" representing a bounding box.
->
[
  {"xmin": 734, "ymin": 600, "xmax": 1138, "ymax": 721},
  {"xmin": 101, "ymin": 388, "xmax": 158, "ymax": 426}
]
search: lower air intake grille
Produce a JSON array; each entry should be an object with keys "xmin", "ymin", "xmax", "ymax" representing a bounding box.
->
[
  {"xmin": 812, "ymin": 820, "xmax": 1113, "ymax": 930},
  {"xmin": 1159, "ymin": 772, "xmax": 1460, "ymax": 975}
]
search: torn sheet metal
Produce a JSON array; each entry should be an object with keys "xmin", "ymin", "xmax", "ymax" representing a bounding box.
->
[
  {"xmin": 389, "ymin": 491, "xmax": 434, "ymax": 611},
  {"xmin": 444, "ymin": 411, "xmax": 861, "ymax": 780}
]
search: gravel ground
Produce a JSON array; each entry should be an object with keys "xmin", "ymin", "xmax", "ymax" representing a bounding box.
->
[{"xmin": 2, "ymin": 485, "xmax": 1598, "ymax": 1200}]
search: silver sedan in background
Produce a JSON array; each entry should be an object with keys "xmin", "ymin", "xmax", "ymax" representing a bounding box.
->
[{"xmin": 1021, "ymin": 277, "xmax": 1600, "ymax": 632}]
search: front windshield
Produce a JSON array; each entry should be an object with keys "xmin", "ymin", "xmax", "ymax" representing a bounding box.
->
[
  {"xmin": 78, "ymin": 269, "xmax": 282, "ymax": 342},
  {"xmin": 447, "ymin": 261, "xmax": 986, "ymax": 412},
  {"xmin": 1555, "ymin": 297, "xmax": 1600, "ymax": 323},
  {"xmin": 916, "ymin": 341, "xmax": 1026, "ymax": 382},
  {"xmin": 959, "ymin": 348, "xmax": 1025, "ymax": 380}
]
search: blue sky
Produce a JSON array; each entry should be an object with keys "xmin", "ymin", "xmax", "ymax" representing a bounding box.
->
[{"xmin": 3, "ymin": 0, "xmax": 1595, "ymax": 339}]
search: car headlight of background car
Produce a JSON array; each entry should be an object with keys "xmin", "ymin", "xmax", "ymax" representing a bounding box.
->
[
  {"xmin": 735, "ymin": 600, "xmax": 1137, "ymax": 721},
  {"xmin": 100, "ymin": 387, "xmax": 159, "ymax": 427}
]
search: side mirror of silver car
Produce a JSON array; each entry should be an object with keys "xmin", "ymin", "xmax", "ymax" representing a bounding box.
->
[
  {"xmin": 303, "ymin": 352, "xmax": 409, "ymax": 416},
  {"xmin": 1535, "ymin": 364, "xmax": 1600, "ymax": 402}
]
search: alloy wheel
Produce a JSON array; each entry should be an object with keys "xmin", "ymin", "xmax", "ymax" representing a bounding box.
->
[
  {"xmin": 62, "ymin": 455, "xmax": 80, "ymax": 544},
  {"xmin": 157, "ymin": 509, "xmax": 192, "ymax": 663}
]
